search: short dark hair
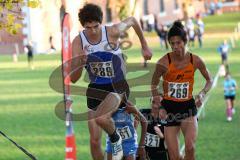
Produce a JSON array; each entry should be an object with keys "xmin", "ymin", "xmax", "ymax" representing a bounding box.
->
[
  {"xmin": 168, "ymin": 20, "xmax": 187, "ymax": 44},
  {"xmin": 78, "ymin": 3, "xmax": 103, "ymax": 26}
]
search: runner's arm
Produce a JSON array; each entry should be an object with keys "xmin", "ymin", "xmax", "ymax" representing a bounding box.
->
[
  {"xmin": 110, "ymin": 17, "xmax": 152, "ymax": 60},
  {"xmin": 195, "ymin": 55, "xmax": 213, "ymax": 95},
  {"xmin": 151, "ymin": 57, "xmax": 168, "ymax": 105},
  {"xmin": 126, "ymin": 103, "xmax": 147, "ymax": 146},
  {"xmin": 70, "ymin": 36, "xmax": 87, "ymax": 83}
]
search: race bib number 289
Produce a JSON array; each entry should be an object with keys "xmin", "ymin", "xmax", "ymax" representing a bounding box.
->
[
  {"xmin": 168, "ymin": 82, "xmax": 189, "ymax": 99},
  {"xmin": 90, "ymin": 61, "xmax": 114, "ymax": 78}
]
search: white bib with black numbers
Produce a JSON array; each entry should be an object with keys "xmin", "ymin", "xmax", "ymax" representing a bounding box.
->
[
  {"xmin": 168, "ymin": 82, "xmax": 189, "ymax": 99},
  {"xmin": 145, "ymin": 132, "xmax": 160, "ymax": 147},
  {"xmin": 117, "ymin": 126, "xmax": 132, "ymax": 140},
  {"xmin": 89, "ymin": 61, "xmax": 114, "ymax": 78},
  {"xmin": 80, "ymin": 25, "xmax": 126, "ymax": 84}
]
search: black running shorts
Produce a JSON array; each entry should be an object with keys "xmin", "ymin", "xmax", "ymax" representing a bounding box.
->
[
  {"xmin": 161, "ymin": 98, "xmax": 197, "ymax": 126},
  {"xmin": 86, "ymin": 80, "xmax": 129, "ymax": 110}
]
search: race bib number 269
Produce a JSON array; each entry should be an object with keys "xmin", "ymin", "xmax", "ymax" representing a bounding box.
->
[{"xmin": 168, "ymin": 82, "xmax": 189, "ymax": 99}]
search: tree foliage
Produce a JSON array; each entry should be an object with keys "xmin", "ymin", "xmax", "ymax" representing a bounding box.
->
[
  {"xmin": 0, "ymin": 0, "xmax": 40, "ymax": 35},
  {"xmin": 108, "ymin": 0, "xmax": 138, "ymax": 20}
]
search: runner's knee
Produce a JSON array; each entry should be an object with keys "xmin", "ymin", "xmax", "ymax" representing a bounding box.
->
[
  {"xmin": 168, "ymin": 153, "xmax": 181, "ymax": 160},
  {"xmin": 90, "ymin": 137, "xmax": 101, "ymax": 147},
  {"xmin": 185, "ymin": 142, "xmax": 195, "ymax": 153},
  {"xmin": 95, "ymin": 115, "xmax": 109, "ymax": 126}
]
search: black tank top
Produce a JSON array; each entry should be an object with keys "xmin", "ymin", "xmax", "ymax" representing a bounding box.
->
[{"xmin": 140, "ymin": 109, "xmax": 167, "ymax": 153}]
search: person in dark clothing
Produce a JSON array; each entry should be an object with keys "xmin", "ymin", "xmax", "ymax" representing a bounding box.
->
[
  {"xmin": 139, "ymin": 97, "xmax": 168, "ymax": 160},
  {"xmin": 25, "ymin": 41, "xmax": 34, "ymax": 70},
  {"xmin": 154, "ymin": 15, "xmax": 168, "ymax": 50},
  {"xmin": 49, "ymin": 36, "xmax": 56, "ymax": 51}
]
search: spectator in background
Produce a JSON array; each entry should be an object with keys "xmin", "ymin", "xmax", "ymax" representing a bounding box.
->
[
  {"xmin": 209, "ymin": 1, "xmax": 216, "ymax": 15},
  {"xmin": 224, "ymin": 73, "xmax": 238, "ymax": 122},
  {"xmin": 160, "ymin": 25, "xmax": 169, "ymax": 50},
  {"xmin": 49, "ymin": 35, "xmax": 56, "ymax": 52},
  {"xmin": 154, "ymin": 15, "xmax": 168, "ymax": 50},
  {"xmin": 196, "ymin": 14, "xmax": 204, "ymax": 48},
  {"xmin": 218, "ymin": 40, "xmax": 230, "ymax": 72},
  {"xmin": 24, "ymin": 41, "xmax": 34, "ymax": 70},
  {"xmin": 216, "ymin": 1, "xmax": 223, "ymax": 15},
  {"xmin": 147, "ymin": 14, "xmax": 155, "ymax": 32},
  {"xmin": 186, "ymin": 18, "xmax": 195, "ymax": 47}
]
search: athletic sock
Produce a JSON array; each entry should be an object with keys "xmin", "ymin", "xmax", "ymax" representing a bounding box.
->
[
  {"xmin": 226, "ymin": 107, "xmax": 232, "ymax": 118},
  {"xmin": 109, "ymin": 130, "xmax": 120, "ymax": 143}
]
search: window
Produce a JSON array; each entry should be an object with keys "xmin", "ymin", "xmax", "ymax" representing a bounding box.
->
[
  {"xmin": 106, "ymin": 8, "xmax": 112, "ymax": 23},
  {"xmin": 159, "ymin": 0, "xmax": 165, "ymax": 12},
  {"xmin": 143, "ymin": 0, "xmax": 148, "ymax": 15},
  {"xmin": 174, "ymin": 0, "xmax": 179, "ymax": 10}
]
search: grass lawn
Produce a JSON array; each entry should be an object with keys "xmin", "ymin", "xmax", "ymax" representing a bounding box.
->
[
  {"xmin": 204, "ymin": 12, "xmax": 240, "ymax": 34},
  {"xmin": 0, "ymin": 12, "xmax": 240, "ymax": 160}
]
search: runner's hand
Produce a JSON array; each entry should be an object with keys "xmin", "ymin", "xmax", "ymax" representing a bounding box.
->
[
  {"xmin": 154, "ymin": 125, "xmax": 164, "ymax": 138},
  {"xmin": 141, "ymin": 46, "xmax": 152, "ymax": 60},
  {"xmin": 195, "ymin": 91, "xmax": 205, "ymax": 108},
  {"xmin": 80, "ymin": 46, "xmax": 88, "ymax": 65}
]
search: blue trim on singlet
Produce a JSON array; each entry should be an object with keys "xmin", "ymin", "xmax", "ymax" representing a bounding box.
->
[{"xmin": 82, "ymin": 30, "xmax": 102, "ymax": 45}]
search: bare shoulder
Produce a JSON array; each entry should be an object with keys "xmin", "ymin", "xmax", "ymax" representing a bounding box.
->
[
  {"xmin": 106, "ymin": 25, "xmax": 120, "ymax": 38},
  {"xmin": 191, "ymin": 53, "xmax": 205, "ymax": 68},
  {"xmin": 191, "ymin": 53, "xmax": 203, "ymax": 61},
  {"xmin": 72, "ymin": 35, "xmax": 83, "ymax": 56},
  {"xmin": 126, "ymin": 104, "xmax": 138, "ymax": 115},
  {"xmin": 72, "ymin": 35, "xmax": 81, "ymax": 46},
  {"xmin": 151, "ymin": 53, "xmax": 169, "ymax": 75},
  {"xmin": 157, "ymin": 53, "xmax": 170, "ymax": 68}
]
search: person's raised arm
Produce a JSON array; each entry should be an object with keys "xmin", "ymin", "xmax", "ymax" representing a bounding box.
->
[
  {"xmin": 70, "ymin": 36, "xmax": 87, "ymax": 83},
  {"xmin": 110, "ymin": 16, "xmax": 152, "ymax": 60},
  {"xmin": 126, "ymin": 103, "xmax": 147, "ymax": 159}
]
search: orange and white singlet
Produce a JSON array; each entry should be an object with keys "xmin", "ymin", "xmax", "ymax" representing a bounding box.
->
[{"xmin": 163, "ymin": 53, "xmax": 195, "ymax": 102}]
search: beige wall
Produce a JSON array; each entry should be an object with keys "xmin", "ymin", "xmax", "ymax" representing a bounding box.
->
[
  {"xmin": 144, "ymin": 0, "xmax": 184, "ymax": 25},
  {"xmin": 144, "ymin": 0, "xmax": 205, "ymax": 25},
  {"xmin": 28, "ymin": 0, "xmax": 62, "ymax": 53},
  {"xmin": 0, "ymin": 5, "xmax": 24, "ymax": 55},
  {"xmin": 0, "ymin": 30, "xmax": 24, "ymax": 55}
]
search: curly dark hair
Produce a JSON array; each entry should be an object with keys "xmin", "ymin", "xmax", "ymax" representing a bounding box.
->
[
  {"xmin": 168, "ymin": 20, "xmax": 188, "ymax": 44},
  {"xmin": 78, "ymin": 3, "xmax": 103, "ymax": 26}
]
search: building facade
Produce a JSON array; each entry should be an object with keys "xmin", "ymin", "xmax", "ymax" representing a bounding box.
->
[{"xmin": 3, "ymin": 0, "xmax": 238, "ymax": 55}]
